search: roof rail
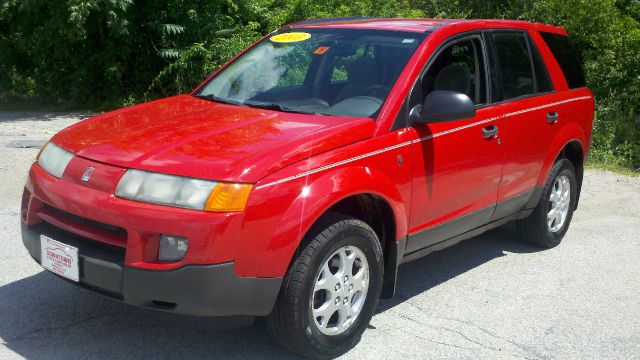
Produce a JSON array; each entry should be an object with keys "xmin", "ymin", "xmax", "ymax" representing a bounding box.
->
[{"xmin": 292, "ymin": 17, "xmax": 376, "ymax": 26}]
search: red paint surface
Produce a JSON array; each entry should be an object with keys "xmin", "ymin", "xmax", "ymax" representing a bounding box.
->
[{"xmin": 23, "ymin": 19, "xmax": 594, "ymax": 277}]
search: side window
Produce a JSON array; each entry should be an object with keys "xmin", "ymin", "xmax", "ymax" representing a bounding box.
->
[
  {"xmin": 528, "ymin": 36, "xmax": 553, "ymax": 93},
  {"xmin": 410, "ymin": 37, "xmax": 487, "ymax": 109},
  {"xmin": 540, "ymin": 32, "xmax": 586, "ymax": 89},
  {"xmin": 491, "ymin": 32, "xmax": 535, "ymax": 101}
]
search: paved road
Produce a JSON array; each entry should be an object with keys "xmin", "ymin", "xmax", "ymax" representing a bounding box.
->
[{"xmin": 1, "ymin": 112, "xmax": 639, "ymax": 359}]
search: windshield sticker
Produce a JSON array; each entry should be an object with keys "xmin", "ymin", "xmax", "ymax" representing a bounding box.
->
[
  {"xmin": 313, "ymin": 46, "xmax": 330, "ymax": 55},
  {"xmin": 402, "ymin": 38, "xmax": 416, "ymax": 44},
  {"xmin": 270, "ymin": 32, "xmax": 312, "ymax": 43}
]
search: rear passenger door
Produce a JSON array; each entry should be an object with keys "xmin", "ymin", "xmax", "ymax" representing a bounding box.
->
[{"xmin": 485, "ymin": 30, "xmax": 560, "ymax": 219}]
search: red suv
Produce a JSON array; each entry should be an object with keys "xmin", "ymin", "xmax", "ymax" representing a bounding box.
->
[{"xmin": 21, "ymin": 18, "xmax": 594, "ymax": 358}]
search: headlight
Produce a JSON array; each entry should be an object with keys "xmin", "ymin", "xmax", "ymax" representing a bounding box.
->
[
  {"xmin": 115, "ymin": 169, "xmax": 253, "ymax": 212},
  {"xmin": 37, "ymin": 142, "xmax": 74, "ymax": 178}
]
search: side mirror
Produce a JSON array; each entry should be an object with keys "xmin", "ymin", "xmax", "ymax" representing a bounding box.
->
[{"xmin": 410, "ymin": 90, "xmax": 476, "ymax": 124}]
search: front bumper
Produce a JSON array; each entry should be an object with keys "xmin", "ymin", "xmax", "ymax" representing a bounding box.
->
[{"xmin": 22, "ymin": 222, "xmax": 282, "ymax": 316}]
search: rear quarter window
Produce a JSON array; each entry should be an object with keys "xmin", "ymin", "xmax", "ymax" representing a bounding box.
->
[{"xmin": 540, "ymin": 32, "xmax": 587, "ymax": 89}]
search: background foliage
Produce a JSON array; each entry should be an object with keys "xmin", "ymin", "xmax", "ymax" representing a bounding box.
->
[{"xmin": 0, "ymin": 0, "xmax": 638, "ymax": 169}]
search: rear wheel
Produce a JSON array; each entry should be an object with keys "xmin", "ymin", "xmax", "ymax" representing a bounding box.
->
[
  {"xmin": 265, "ymin": 215, "xmax": 383, "ymax": 359},
  {"xmin": 516, "ymin": 158, "xmax": 578, "ymax": 248}
]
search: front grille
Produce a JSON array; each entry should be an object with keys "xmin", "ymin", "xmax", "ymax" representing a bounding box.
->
[
  {"xmin": 44, "ymin": 204, "xmax": 127, "ymax": 238},
  {"xmin": 36, "ymin": 222, "xmax": 125, "ymax": 264},
  {"xmin": 37, "ymin": 204, "xmax": 127, "ymax": 248}
]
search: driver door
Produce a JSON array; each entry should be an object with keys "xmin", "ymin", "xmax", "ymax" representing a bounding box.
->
[{"xmin": 405, "ymin": 34, "xmax": 505, "ymax": 254}]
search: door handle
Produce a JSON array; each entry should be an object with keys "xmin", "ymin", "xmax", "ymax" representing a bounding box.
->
[
  {"xmin": 547, "ymin": 111, "xmax": 559, "ymax": 124},
  {"xmin": 482, "ymin": 124, "xmax": 498, "ymax": 139}
]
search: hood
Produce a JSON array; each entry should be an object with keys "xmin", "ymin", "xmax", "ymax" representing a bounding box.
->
[{"xmin": 52, "ymin": 95, "xmax": 375, "ymax": 183}]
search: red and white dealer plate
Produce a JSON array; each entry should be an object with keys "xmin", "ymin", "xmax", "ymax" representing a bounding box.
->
[{"xmin": 40, "ymin": 235, "xmax": 79, "ymax": 282}]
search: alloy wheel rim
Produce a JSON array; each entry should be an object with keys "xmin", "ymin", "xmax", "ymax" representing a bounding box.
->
[
  {"xmin": 310, "ymin": 245, "xmax": 369, "ymax": 336},
  {"xmin": 548, "ymin": 175, "xmax": 571, "ymax": 232}
]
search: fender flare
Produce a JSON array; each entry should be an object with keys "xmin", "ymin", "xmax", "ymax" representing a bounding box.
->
[
  {"xmin": 255, "ymin": 165, "xmax": 408, "ymax": 278},
  {"xmin": 537, "ymin": 122, "xmax": 586, "ymax": 187}
]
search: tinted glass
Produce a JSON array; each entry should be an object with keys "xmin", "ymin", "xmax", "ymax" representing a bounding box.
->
[
  {"xmin": 528, "ymin": 37, "xmax": 553, "ymax": 93},
  {"xmin": 415, "ymin": 37, "xmax": 487, "ymax": 106},
  {"xmin": 540, "ymin": 32, "xmax": 587, "ymax": 89},
  {"xmin": 491, "ymin": 32, "xmax": 534, "ymax": 101},
  {"xmin": 197, "ymin": 29, "xmax": 425, "ymax": 118}
]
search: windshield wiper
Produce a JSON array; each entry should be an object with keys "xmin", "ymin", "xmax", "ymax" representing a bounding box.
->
[
  {"xmin": 194, "ymin": 94, "xmax": 245, "ymax": 107},
  {"xmin": 243, "ymin": 101, "xmax": 320, "ymax": 115},
  {"xmin": 195, "ymin": 96, "xmax": 321, "ymax": 115}
]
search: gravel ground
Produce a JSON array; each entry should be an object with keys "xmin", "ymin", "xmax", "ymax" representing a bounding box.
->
[{"xmin": 1, "ymin": 112, "xmax": 639, "ymax": 359}]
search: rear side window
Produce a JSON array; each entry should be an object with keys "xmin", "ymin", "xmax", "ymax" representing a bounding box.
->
[
  {"xmin": 540, "ymin": 32, "xmax": 586, "ymax": 89},
  {"xmin": 490, "ymin": 31, "xmax": 554, "ymax": 101},
  {"xmin": 490, "ymin": 31, "xmax": 535, "ymax": 101}
]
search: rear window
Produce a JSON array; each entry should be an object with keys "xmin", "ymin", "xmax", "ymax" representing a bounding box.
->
[{"xmin": 540, "ymin": 32, "xmax": 587, "ymax": 89}]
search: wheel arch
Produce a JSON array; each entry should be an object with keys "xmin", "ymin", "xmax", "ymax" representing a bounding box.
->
[
  {"xmin": 557, "ymin": 140, "xmax": 584, "ymax": 209},
  {"xmin": 255, "ymin": 165, "xmax": 408, "ymax": 297},
  {"xmin": 539, "ymin": 129, "xmax": 586, "ymax": 210},
  {"xmin": 298, "ymin": 193, "xmax": 403, "ymax": 299}
]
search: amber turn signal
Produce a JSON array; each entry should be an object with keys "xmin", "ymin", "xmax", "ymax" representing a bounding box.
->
[{"xmin": 205, "ymin": 183, "xmax": 253, "ymax": 212}]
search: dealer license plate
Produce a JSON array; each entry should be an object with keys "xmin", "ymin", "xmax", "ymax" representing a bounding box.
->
[{"xmin": 40, "ymin": 235, "xmax": 79, "ymax": 282}]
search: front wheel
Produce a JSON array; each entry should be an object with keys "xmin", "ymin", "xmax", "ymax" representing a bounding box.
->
[
  {"xmin": 516, "ymin": 158, "xmax": 578, "ymax": 248},
  {"xmin": 265, "ymin": 215, "xmax": 383, "ymax": 359}
]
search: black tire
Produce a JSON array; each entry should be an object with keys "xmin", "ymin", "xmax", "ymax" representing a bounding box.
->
[
  {"xmin": 516, "ymin": 158, "xmax": 578, "ymax": 248},
  {"xmin": 265, "ymin": 214, "xmax": 384, "ymax": 359}
]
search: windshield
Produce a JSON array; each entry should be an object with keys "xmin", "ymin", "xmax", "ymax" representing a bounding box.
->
[{"xmin": 196, "ymin": 28, "xmax": 426, "ymax": 118}]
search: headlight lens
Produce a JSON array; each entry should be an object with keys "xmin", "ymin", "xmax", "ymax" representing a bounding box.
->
[
  {"xmin": 37, "ymin": 142, "xmax": 74, "ymax": 178},
  {"xmin": 115, "ymin": 169, "xmax": 253, "ymax": 212}
]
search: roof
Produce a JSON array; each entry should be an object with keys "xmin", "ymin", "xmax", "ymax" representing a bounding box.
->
[
  {"xmin": 291, "ymin": 17, "xmax": 456, "ymax": 32},
  {"xmin": 290, "ymin": 17, "xmax": 566, "ymax": 35}
]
